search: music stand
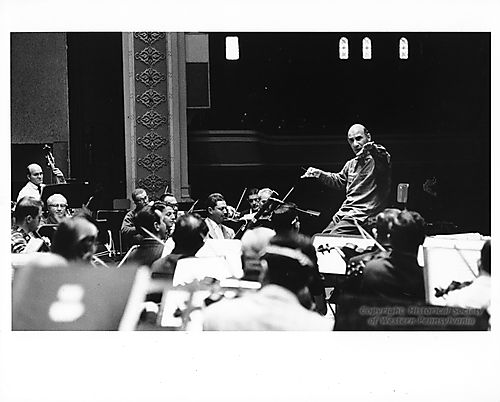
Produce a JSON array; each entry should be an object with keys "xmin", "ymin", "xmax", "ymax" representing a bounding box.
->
[
  {"xmin": 312, "ymin": 234, "xmax": 375, "ymax": 275},
  {"xmin": 423, "ymin": 237, "xmax": 485, "ymax": 306},
  {"xmin": 41, "ymin": 183, "xmax": 92, "ymax": 209},
  {"xmin": 12, "ymin": 264, "xmax": 149, "ymax": 331}
]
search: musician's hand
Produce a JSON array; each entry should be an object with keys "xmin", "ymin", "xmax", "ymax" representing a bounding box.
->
[
  {"xmin": 52, "ymin": 167, "xmax": 64, "ymax": 177},
  {"xmin": 42, "ymin": 236, "xmax": 51, "ymax": 248},
  {"xmin": 301, "ymin": 167, "xmax": 322, "ymax": 179},
  {"xmin": 226, "ymin": 205, "xmax": 236, "ymax": 218}
]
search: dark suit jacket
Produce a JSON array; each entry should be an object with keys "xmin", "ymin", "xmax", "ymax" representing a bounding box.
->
[
  {"xmin": 127, "ymin": 238, "xmax": 164, "ymax": 268},
  {"xmin": 359, "ymin": 250, "xmax": 425, "ymax": 302}
]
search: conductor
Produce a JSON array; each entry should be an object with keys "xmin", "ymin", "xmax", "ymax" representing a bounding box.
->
[{"xmin": 301, "ymin": 123, "xmax": 391, "ymax": 235}]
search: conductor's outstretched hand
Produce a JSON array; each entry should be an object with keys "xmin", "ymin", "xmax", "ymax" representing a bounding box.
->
[{"xmin": 301, "ymin": 167, "xmax": 322, "ymax": 179}]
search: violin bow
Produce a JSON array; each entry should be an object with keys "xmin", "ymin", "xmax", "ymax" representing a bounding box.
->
[
  {"xmin": 352, "ymin": 217, "xmax": 387, "ymax": 252},
  {"xmin": 140, "ymin": 226, "xmax": 166, "ymax": 245},
  {"xmin": 188, "ymin": 199, "xmax": 199, "ymax": 214},
  {"xmin": 282, "ymin": 187, "xmax": 294, "ymax": 202},
  {"xmin": 234, "ymin": 187, "xmax": 247, "ymax": 212}
]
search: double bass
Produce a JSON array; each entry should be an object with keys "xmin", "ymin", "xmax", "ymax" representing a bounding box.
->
[{"xmin": 42, "ymin": 144, "xmax": 66, "ymax": 184}]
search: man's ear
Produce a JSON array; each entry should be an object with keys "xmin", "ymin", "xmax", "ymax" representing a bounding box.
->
[
  {"xmin": 153, "ymin": 221, "xmax": 161, "ymax": 232},
  {"xmin": 207, "ymin": 206, "xmax": 213, "ymax": 215},
  {"xmin": 366, "ymin": 132, "xmax": 372, "ymax": 141}
]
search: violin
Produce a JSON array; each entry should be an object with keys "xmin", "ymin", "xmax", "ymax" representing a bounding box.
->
[
  {"xmin": 316, "ymin": 242, "xmax": 382, "ymax": 278},
  {"xmin": 31, "ymin": 230, "xmax": 52, "ymax": 252},
  {"xmin": 434, "ymin": 280, "xmax": 473, "ymax": 298},
  {"xmin": 234, "ymin": 197, "xmax": 279, "ymax": 238}
]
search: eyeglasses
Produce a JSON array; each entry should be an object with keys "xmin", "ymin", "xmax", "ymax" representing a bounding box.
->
[
  {"xmin": 166, "ymin": 202, "xmax": 178, "ymax": 210},
  {"xmin": 48, "ymin": 204, "xmax": 67, "ymax": 208}
]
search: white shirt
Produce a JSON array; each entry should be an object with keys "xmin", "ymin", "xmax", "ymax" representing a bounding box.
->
[
  {"xmin": 205, "ymin": 217, "xmax": 232, "ymax": 239},
  {"xmin": 17, "ymin": 181, "xmax": 44, "ymax": 202},
  {"xmin": 203, "ymin": 285, "xmax": 333, "ymax": 331},
  {"xmin": 172, "ymin": 256, "xmax": 234, "ymax": 286},
  {"xmin": 445, "ymin": 274, "xmax": 491, "ymax": 310},
  {"xmin": 160, "ymin": 237, "xmax": 175, "ymax": 258}
]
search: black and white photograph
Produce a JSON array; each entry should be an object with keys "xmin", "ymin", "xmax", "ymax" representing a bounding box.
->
[{"xmin": 1, "ymin": 1, "xmax": 499, "ymax": 401}]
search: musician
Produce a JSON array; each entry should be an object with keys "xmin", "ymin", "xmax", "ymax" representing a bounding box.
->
[
  {"xmin": 240, "ymin": 227, "xmax": 276, "ymax": 281},
  {"xmin": 271, "ymin": 202, "xmax": 301, "ymax": 234},
  {"xmin": 358, "ymin": 210, "xmax": 426, "ymax": 302},
  {"xmin": 42, "ymin": 193, "xmax": 70, "ymax": 224},
  {"xmin": 203, "ymin": 235, "xmax": 333, "ymax": 330},
  {"xmin": 160, "ymin": 192, "xmax": 179, "ymax": 236},
  {"xmin": 11, "ymin": 196, "xmax": 43, "ymax": 253},
  {"xmin": 51, "ymin": 216, "xmax": 99, "ymax": 263},
  {"xmin": 120, "ymin": 188, "xmax": 149, "ymax": 247},
  {"xmin": 125, "ymin": 204, "xmax": 168, "ymax": 267},
  {"xmin": 16, "ymin": 163, "xmax": 65, "ymax": 202},
  {"xmin": 271, "ymin": 203, "xmax": 327, "ymax": 315},
  {"xmin": 240, "ymin": 187, "xmax": 260, "ymax": 216},
  {"xmin": 445, "ymin": 239, "xmax": 490, "ymax": 310},
  {"xmin": 347, "ymin": 208, "xmax": 401, "ymax": 272},
  {"xmin": 151, "ymin": 214, "xmax": 208, "ymax": 279},
  {"xmin": 302, "ymin": 123, "xmax": 391, "ymax": 235},
  {"xmin": 257, "ymin": 188, "xmax": 274, "ymax": 209},
  {"xmin": 160, "ymin": 192, "xmax": 178, "ymax": 211},
  {"xmin": 204, "ymin": 193, "xmax": 235, "ymax": 239},
  {"xmin": 248, "ymin": 187, "xmax": 278, "ymax": 229}
]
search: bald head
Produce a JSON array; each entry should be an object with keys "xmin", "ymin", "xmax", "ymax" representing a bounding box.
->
[
  {"xmin": 26, "ymin": 164, "xmax": 44, "ymax": 186},
  {"xmin": 347, "ymin": 123, "xmax": 371, "ymax": 155},
  {"xmin": 47, "ymin": 193, "xmax": 67, "ymax": 206},
  {"xmin": 46, "ymin": 194, "xmax": 69, "ymax": 223},
  {"xmin": 241, "ymin": 227, "xmax": 276, "ymax": 259},
  {"xmin": 258, "ymin": 188, "xmax": 274, "ymax": 209}
]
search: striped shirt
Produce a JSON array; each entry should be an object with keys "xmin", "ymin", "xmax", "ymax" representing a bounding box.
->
[{"xmin": 11, "ymin": 226, "xmax": 32, "ymax": 253}]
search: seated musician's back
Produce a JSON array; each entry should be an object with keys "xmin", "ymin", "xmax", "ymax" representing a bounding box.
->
[
  {"xmin": 151, "ymin": 214, "xmax": 208, "ymax": 278},
  {"xmin": 359, "ymin": 210, "xmax": 426, "ymax": 302}
]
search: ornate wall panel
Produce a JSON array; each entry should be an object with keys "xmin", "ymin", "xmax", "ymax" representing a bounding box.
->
[{"xmin": 133, "ymin": 32, "xmax": 170, "ymax": 199}]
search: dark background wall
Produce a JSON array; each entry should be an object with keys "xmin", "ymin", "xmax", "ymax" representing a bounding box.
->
[
  {"xmin": 66, "ymin": 32, "xmax": 126, "ymax": 209},
  {"xmin": 11, "ymin": 33, "xmax": 126, "ymax": 208},
  {"xmin": 187, "ymin": 32, "xmax": 490, "ymax": 235},
  {"xmin": 10, "ymin": 32, "xmax": 490, "ymax": 234},
  {"xmin": 11, "ymin": 32, "xmax": 70, "ymax": 194}
]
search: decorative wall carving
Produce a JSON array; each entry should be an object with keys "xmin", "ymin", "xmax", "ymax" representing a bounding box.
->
[
  {"xmin": 136, "ymin": 110, "xmax": 167, "ymax": 130},
  {"xmin": 137, "ymin": 173, "xmax": 168, "ymax": 194},
  {"xmin": 136, "ymin": 89, "xmax": 167, "ymax": 109},
  {"xmin": 135, "ymin": 46, "xmax": 166, "ymax": 66},
  {"xmin": 134, "ymin": 32, "xmax": 165, "ymax": 46},
  {"xmin": 135, "ymin": 68, "xmax": 166, "ymax": 88},
  {"xmin": 137, "ymin": 152, "xmax": 168, "ymax": 172},
  {"xmin": 133, "ymin": 32, "xmax": 170, "ymax": 199},
  {"xmin": 137, "ymin": 131, "xmax": 167, "ymax": 151}
]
